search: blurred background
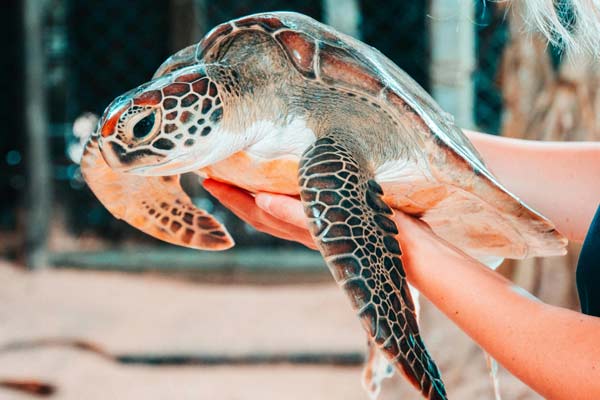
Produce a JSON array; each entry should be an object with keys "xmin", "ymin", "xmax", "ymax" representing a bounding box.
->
[{"xmin": 1, "ymin": 0, "xmax": 596, "ymax": 399}]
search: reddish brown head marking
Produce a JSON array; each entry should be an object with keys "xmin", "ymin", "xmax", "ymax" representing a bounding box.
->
[
  {"xmin": 163, "ymin": 98, "xmax": 178, "ymax": 110},
  {"xmin": 100, "ymin": 104, "xmax": 128, "ymax": 137},
  {"xmin": 179, "ymin": 111, "xmax": 193, "ymax": 123},
  {"xmin": 163, "ymin": 83, "xmax": 190, "ymax": 97},
  {"xmin": 192, "ymin": 78, "xmax": 209, "ymax": 95},
  {"xmin": 208, "ymin": 82, "xmax": 218, "ymax": 97},
  {"xmin": 133, "ymin": 90, "xmax": 162, "ymax": 106},
  {"xmin": 181, "ymin": 93, "xmax": 199, "ymax": 107}
]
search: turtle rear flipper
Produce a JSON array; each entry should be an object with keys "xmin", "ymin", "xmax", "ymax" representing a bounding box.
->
[
  {"xmin": 299, "ymin": 136, "xmax": 447, "ymax": 400},
  {"xmin": 81, "ymin": 134, "xmax": 233, "ymax": 250},
  {"xmin": 362, "ymin": 340, "xmax": 395, "ymax": 399},
  {"xmin": 423, "ymin": 139, "xmax": 568, "ymax": 259}
]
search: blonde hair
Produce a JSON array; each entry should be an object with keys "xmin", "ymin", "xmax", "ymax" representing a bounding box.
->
[{"xmin": 515, "ymin": 0, "xmax": 600, "ymax": 56}]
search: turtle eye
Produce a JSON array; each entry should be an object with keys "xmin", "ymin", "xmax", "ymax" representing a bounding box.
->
[{"xmin": 133, "ymin": 111, "xmax": 157, "ymax": 139}]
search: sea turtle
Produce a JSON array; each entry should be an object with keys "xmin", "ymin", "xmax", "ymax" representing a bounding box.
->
[{"xmin": 81, "ymin": 12, "xmax": 567, "ymax": 400}]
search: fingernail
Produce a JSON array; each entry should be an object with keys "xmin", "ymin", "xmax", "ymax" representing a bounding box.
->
[{"xmin": 255, "ymin": 194, "xmax": 272, "ymax": 212}]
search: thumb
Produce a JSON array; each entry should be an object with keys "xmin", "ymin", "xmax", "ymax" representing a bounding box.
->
[{"xmin": 255, "ymin": 193, "xmax": 308, "ymax": 229}]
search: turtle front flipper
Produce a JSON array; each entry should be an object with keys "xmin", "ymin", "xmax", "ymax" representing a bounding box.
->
[
  {"xmin": 81, "ymin": 133, "xmax": 233, "ymax": 250},
  {"xmin": 298, "ymin": 136, "xmax": 446, "ymax": 400}
]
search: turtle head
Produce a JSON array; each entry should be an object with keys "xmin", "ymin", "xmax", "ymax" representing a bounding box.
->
[{"xmin": 97, "ymin": 65, "xmax": 226, "ymax": 175}]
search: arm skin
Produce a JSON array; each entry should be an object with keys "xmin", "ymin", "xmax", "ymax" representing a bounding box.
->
[{"xmin": 203, "ymin": 133, "xmax": 600, "ymax": 399}]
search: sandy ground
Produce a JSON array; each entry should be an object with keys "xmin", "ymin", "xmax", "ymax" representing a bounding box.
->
[{"xmin": 0, "ymin": 260, "xmax": 541, "ymax": 399}]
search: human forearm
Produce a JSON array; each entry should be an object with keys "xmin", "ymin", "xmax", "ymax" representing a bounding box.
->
[
  {"xmin": 399, "ymin": 213, "xmax": 600, "ymax": 400},
  {"xmin": 465, "ymin": 130, "xmax": 600, "ymax": 242},
  {"xmin": 205, "ymin": 179, "xmax": 600, "ymax": 398}
]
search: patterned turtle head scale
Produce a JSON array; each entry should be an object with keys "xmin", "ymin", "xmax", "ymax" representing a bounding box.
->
[{"xmin": 97, "ymin": 65, "xmax": 224, "ymax": 175}]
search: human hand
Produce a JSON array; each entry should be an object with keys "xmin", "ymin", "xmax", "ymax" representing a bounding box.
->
[
  {"xmin": 202, "ymin": 179, "xmax": 317, "ymax": 249},
  {"xmin": 202, "ymin": 178, "xmax": 441, "ymax": 262}
]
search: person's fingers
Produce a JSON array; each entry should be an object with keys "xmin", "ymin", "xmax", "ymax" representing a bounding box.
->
[
  {"xmin": 253, "ymin": 192, "xmax": 317, "ymax": 248},
  {"xmin": 390, "ymin": 210, "xmax": 438, "ymax": 248},
  {"xmin": 203, "ymin": 179, "xmax": 317, "ymax": 249},
  {"xmin": 255, "ymin": 193, "xmax": 307, "ymax": 229},
  {"xmin": 202, "ymin": 179, "xmax": 255, "ymax": 215},
  {"xmin": 203, "ymin": 179, "xmax": 279, "ymax": 229},
  {"xmin": 391, "ymin": 209, "xmax": 431, "ymax": 233},
  {"xmin": 391, "ymin": 210, "xmax": 478, "ymax": 271},
  {"xmin": 204, "ymin": 179, "xmax": 274, "ymax": 231}
]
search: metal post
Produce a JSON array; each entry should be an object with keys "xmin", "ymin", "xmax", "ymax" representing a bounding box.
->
[
  {"xmin": 170, "ymin": 0, "xmax": 207, "ymax": 51},
  {"xmin": 24, "ymin": 0, "xmax": 51, "ymax": 269},
  {"xmin": 323, "ymin": 0, "xmax": 361, "ymax": 39},
  {"xmin": 169, "ymin": 0, "xmax": 209, "ymax": 201},
  {"xmin": 429, "ymin": 0, "xmax": 476, "ymax": 129}
]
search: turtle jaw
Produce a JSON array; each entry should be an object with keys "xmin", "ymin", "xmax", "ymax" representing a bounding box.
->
[
  {"xmin": 98, "ymin": 138, "xmax": 167, "ymax": 173},
  {"xmin": 98, "ymin": 135, "xmax": 190, "ymax": 176},
  {"xmin": 126, "ymin": 152, "xmax": 199, "ymax": 176}
]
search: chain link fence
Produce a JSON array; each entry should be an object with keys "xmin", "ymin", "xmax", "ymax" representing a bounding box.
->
[
  {"xmin": 0, "ymin": 1, "xmax": 25, "ymax": 230},
  {"xmin": 473, "ymin": 1, "xmax": 509, "ymax": 134}
]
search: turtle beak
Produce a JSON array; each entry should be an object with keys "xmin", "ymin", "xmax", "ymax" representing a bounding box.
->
[
  {"xmin": 100, "ymin": 139, "xmax": 166, "ymax": 173},
  {"xmin": 100, "ymin": 140, "xmax": 128, "ymax": 169}
]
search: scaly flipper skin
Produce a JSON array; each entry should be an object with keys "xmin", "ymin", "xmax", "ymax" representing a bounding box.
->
[
  {"xmin": 298, "ymin": 136, "xmax": 447, "ymax": 400},
  {"xmin": 81, "ymin": 133, "xmax": 233, "ymax": 250}
]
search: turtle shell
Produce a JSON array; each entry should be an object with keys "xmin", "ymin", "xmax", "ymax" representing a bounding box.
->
[
  {"xmin": 155, "ymin": 12, "xmax": 483, "ymax": 168},
  {"xmin": 154, "ymin": 12, "xmax": 566, "ymax": 259}
]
